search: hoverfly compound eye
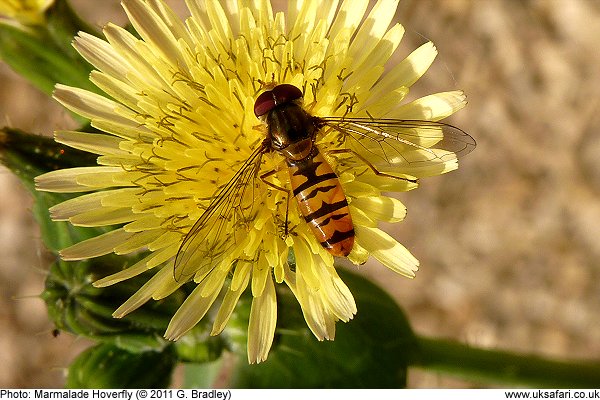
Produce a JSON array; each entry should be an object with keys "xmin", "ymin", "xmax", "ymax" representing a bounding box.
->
[
  {"xmin": 272, "ymin": 84, "xmax": 303, "ymax": 104},
  {"xmin": 254, "ymin": 84, "xmax": 304, "ymax": 117},
  {"xmin": 254, "ymin": 90, "xmax": 276, "ymax": 117}
]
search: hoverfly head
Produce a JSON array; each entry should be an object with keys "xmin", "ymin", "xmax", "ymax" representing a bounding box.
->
[{"xmin": 254, "ymin": 84, "xmax": 303, "ymax": 118}]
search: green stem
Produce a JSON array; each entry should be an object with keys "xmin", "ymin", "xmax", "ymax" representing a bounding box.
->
[
  {"xmin": 46, "ymin": 0, "xmax": 101, "ymax": 50},
  {"xmin": 413, "ymin": 336, "xmax": 600, "ymax": 388}
]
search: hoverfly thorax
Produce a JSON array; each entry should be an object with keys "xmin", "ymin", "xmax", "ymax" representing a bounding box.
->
[
  {"xmin": 254, "ymin": 84, "xmax": 318, "ymax": 161},
  {"xmin": 266, "ymin": 103, "xmax": 317, "ymax": 161}
]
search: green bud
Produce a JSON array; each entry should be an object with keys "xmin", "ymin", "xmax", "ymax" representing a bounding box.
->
[
  {"xmin": 174, "ymin": 324, "xmax": 225, "ymax": 364},
  {"xmin": 42, "ymin": 257, "xmax": 187, "ymax": 353},
  {"xmin": 0, "ymin": 128, "xmax": 98, "ymax": 186},
  {"xmin": 0, "ymin": 127, "xmax": 100, "ymax": 251}
]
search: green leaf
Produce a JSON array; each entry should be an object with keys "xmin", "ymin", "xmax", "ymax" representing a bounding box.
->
[
  {"xmin": 228, "ymin": 269, "xmax": 416, "ymax": 388},
  {"xmin": 0, "ymin": 0, "xmax": 99, "ymax": 97},
  {"xmin": 66, "ymin": 343, "xmax": 176, "ymax": 389},
  {"xmin": 45, "ymin": 0, "xmax": 101, "ymax": 56},
  {"xmin": 0, "ymin": 20, "xmax": 95, "ymax": 96},
  {"xmin": 183, "ymin": 361, "xmax": 224, "ymax": 388}
]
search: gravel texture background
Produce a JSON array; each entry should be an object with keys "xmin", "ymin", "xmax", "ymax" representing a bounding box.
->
[{"xmin": 1, "ymin": 0, "xmax": 599, "ymax": 388}]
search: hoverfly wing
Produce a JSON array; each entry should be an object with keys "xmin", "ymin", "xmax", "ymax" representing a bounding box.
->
[
  {"xmin": 320, "ymin": 117, "xmax": 475, "ymax": 169},
  {"xmin": 173, "ymin": 143, "xmax": 266, "ymax": 283}
]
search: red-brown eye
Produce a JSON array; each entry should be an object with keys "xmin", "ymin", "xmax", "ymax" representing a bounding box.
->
[
  {"xmin": 272, "ymin": 84, "xmax": 303, "ymax": 104},
  {"xmin": 254, "ymin": 90, "xmax": 275, "ymax": 117}
]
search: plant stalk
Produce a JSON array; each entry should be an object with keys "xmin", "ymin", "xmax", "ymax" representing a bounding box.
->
[{"xmin": 413, "ymin": 336, "xmax": 600, "ymax": 388}]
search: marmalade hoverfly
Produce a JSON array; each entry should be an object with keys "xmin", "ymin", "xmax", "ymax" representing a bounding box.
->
[{"xmin": 173, "ymin": 84, "xmax": 475, "ymax": 282}]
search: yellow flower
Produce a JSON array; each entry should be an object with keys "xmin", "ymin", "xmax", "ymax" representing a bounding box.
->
[
  {"xmin": 0, "ymin": 0, "xmax": 53, "ymax": 25},
  {"xmin": 35, "ymin": 0, "xmax": 472, "ymax": 363}
]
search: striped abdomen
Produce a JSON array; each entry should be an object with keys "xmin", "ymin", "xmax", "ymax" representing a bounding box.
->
[{"xmin": 287, "ymin": 148, "xmax": 354, "ymax": 257}]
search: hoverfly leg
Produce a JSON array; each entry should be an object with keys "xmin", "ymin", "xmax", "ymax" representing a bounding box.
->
[
  {"xmin": 259, "ymin": 169, "xmax": 292, "ymax": 238},
  {"xmin": 259, "ymin": 168, "xmax": 289, "ymax": 193},
  {"xmin": 326, "ymin": 148, "xmax": 418, "ymax": 184},
  {"xmin": 283, "ymin": 191, "xmax": 291, "ymax": 237}
]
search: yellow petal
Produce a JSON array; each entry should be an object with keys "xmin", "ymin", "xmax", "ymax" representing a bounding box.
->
[
  {"xmin": 53, "ymin": 85, "xmax": 135, "ymax": 126},
  {"xmin": 211, "ymin": 271, "xmax": 251, "ymax": 336},
  {"xmin": 351, "ymin": 196, "xmax": 407, "ymax": 223},
  {"xmin": 392, "ymin": 91, "xmax": 467, "ymax": 121},
  {"xmin": 60, "ymin": 228, "xmax": 135, "ymax": 260},
  {"xmin": 247, "ymin": 274, "xmax": 277, "ymax": 363},
  {"xmin": 122, "ymin": 0, "xmax": 185, "ymax": 68},
  {"xmin": 371, "ymin": 41, "xmax": 438, "ymax": 100},
  {"xmin": 355, "ymin": 225, "xmax": 419, "ymax": 278},
  {"xmin": 164, "ymin": 275, "xmax": 225, "ymax": 340},
  {"xmin": 113, "ymin": 265, "xmax": 176, "ymax": 317},
  {"xmin": 35, "ymin": 167, "xmax": 123, "ymax": 192},
  {"xmin": 73, "ymin": 32, "xmax": 132, "ymax": 79},
  {"xmin": 54, "ymin": 130, "xmax": 125, "ymax": 155}
]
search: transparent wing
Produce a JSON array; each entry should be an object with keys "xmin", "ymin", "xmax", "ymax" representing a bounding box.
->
[
  {"xmin": 173, "ymin": 143, "xmax": 267, "ymax": 283},
  {"xmin": 319, "ymin": 117, "xmax": 476, "ymax": 168}
]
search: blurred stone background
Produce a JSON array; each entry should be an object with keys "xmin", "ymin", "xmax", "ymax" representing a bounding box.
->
[{"xmin": 1, "ymin": 0, "xmax": 599, "ymax": 388}]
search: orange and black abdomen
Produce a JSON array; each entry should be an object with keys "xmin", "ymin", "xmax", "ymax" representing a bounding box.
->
[{"xmin": 287, "ymin": 148, "xmax": 354, "ymax": 257}]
